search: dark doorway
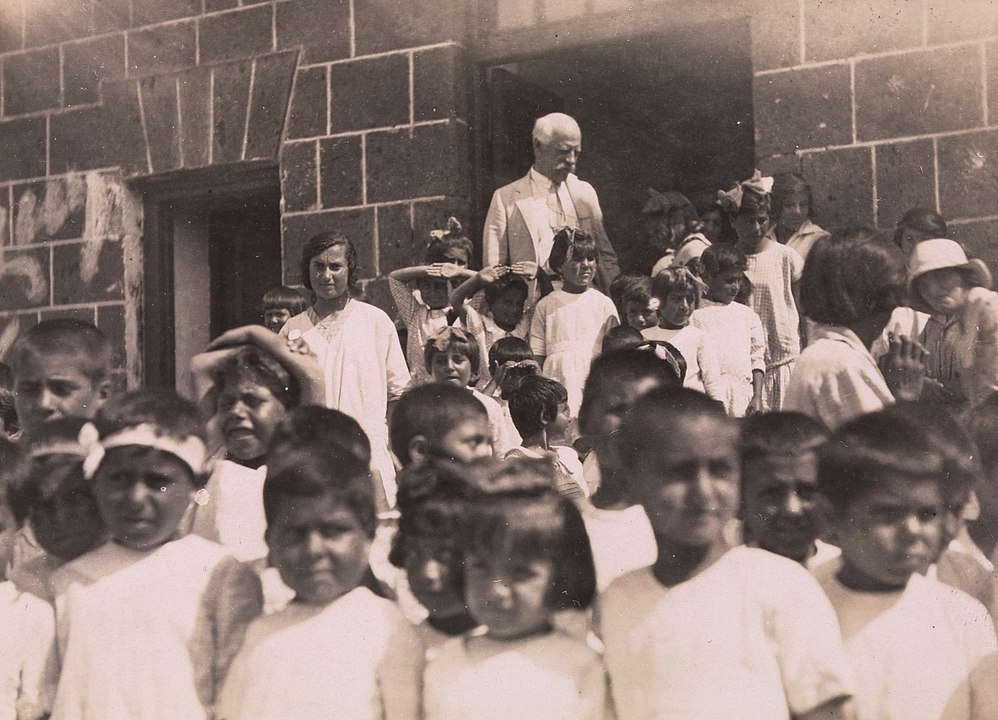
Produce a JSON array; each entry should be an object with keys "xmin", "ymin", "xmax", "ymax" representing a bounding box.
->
[
  {"xmin": 137, "ymin": 163, "xmax": 281, "ymax": 391},
  {"xmin": 481, "ymin": 18, "xmax": 755, "ymax": 273}
]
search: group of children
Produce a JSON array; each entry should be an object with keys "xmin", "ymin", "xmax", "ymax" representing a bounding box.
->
[{"xmin": 2, "ymin": 164, "xmax": 998, "ymax": 720}]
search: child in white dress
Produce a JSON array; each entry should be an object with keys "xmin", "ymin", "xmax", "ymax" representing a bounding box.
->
[
  {"xmin": 281, "ymin": 231, "xmax": 410, "ymax": 505},
  {"xmin": 641, "ymin": 267, "xmax": 724, "ymax": 402},
  {"xmin": 218, "ymin": 439, "xmax": 424, "ymax": 720},
  {"xmin": 692, "ymin": 244, "xmax": 766, "ymax": 415},
  {"xmin": 424, "ymin": 457, "xmax": 607, "ymax": 720},
  {"xmin": 530, "ymin": 228, "xmax": 618, "ymax": 418},
  {"xmin": 720, "ymin": 171, "xmax": 803, "ymax": 410},
  {"xmin": 815, "ymin": 410, "xmax": 998, "ymax": 720},
  {"xmin": 766, "ymin": 173, "xmax": 830, "ymax": 262},
  {"xmin": 51, "ymin": 391, "xmax": 263, "ymax": 720}
]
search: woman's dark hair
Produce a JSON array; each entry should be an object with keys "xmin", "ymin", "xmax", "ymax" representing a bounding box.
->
[
  {"xmin": 298, "ymin": 231, "xmax": 359, "ymax": 291},
  {"xmin": 800, "ymin": 227, "xmax": 905, "ymax": 326},
  {"xmin": 770, "ymin": 173, "xmax": 816, "ymax": 222}
]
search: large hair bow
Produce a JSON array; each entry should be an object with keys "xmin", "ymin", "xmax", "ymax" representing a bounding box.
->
[{"xmin": 716, "ymin": 170, "xmax": 774, "ymax": 213}]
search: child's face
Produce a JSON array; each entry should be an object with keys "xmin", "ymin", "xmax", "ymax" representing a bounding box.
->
[
  {"xmin": 659, "ymin": 290, "xmax": 696, "ymax": 327},
  {"xmin": 741, "ymin": 452, "xmax": 821, "ymax": 563},
  {"xmin": 490, "ymin": 289, "xmax": 526, "ymax": 332},
  {"xmin": 732, "ymin": 204, "xmax": 770, "ymax": 252},
  {"xmin": 624, "ymin": 298, "xmax": 659, "ymax": 330},
  {"xmin": 263, "ymin": 308, "xmax": 292, "ymax": 333},
  {"xmin": 430, "ymin": 350, "xmax": 473, "ymax": 387},
  {"xmin": 417, "ymin": 278, "xmax": 451, "ymax": 310},
  {"xmin": 432, "ymin": 415, "xmax": 492, "ymax": 463},
  {"xmin": 559, "ymin": 250, "xmax": 596, "ymax": 290},
  {"xmin": 705, "ymin": 269, "xmax": 743, "ymax": 304},
  {"xmin": 308, "ymin": 245, "xmax": 350, "ymax": 302},
  {"xmin": 631, "ymin": 415, "xmax": 739, "ymax": 548},
  {"xmin": 834, "ymin": 475, "xmax": 945, "ymax": 591},
  {"xmin": 13, "ymin": 352, "xmax": 107, "ymax": 433},
  {"xmin": 700, "ymin": 209, "xmax": 722, "ymax": 243},
  {"xmin": 441, "ymin": 247, "xmax": 469, "ymax": 268},
  {"xmin": 31, "ymin": 465, "xmax": 106, "ymax": 561},
  {"xmin": 585, "ymin": 376, "xmax": 663, "ymax": 461},
  {"xmin": 218, "ymin": 381, "xmax": 289, "ymax": 463},
  {"xmin": 546, "ymin": 400, "xmax": 571, "ymax": 444},
  {"xmin": 267, "ymin": 492, "xmax": 371, "ymax": 605},
  {"xmin": 914, "ymin": 268, "xmax": 969, "ymax": 315},
  {"xmin": 94, "ymin": 446, "xmax": 195, "ymax": 550},
  {"xmin": 465, "ymin": 552, "xmax": 554, "ymax": 640},
  {"xmin": 777, "ymin": 189, "xmax": 809, "ymax": 233},
  {"xmin": 403, "ymin": 523, "xmax": 465, "ymax": 619}
]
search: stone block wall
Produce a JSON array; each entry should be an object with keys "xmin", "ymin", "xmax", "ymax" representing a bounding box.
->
[
  {"xmin": 0, "ymin": 0, "xmax": 471, "ymax": 386},
  {"xmin": 753, "ymin": 0, "xmax": 998, "ymax": 269}
]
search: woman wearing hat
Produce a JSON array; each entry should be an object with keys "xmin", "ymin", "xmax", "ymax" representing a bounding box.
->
[{"xmin": 908, "ymin": 238, "xmax": 998, "ymax": 407}]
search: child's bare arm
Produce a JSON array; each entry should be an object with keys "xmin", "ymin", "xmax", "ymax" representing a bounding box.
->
[
  {"xmin": 749, "ymin": 369, "xmax": 765, "ymax": 414},
  {"xmin": 878, "ymin": 333, "xmax": 927, "ymax": 402},
  {"xmin": 449, "ymin": 266, "xmax": 508, "ymax": 319},
  {"xmin": 388, "ymin": 265, "xmax": 435, "ymax": 283}
]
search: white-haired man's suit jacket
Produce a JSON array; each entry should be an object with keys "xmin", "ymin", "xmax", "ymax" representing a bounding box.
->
[{"xmin": 483, "ymin": 172, "xmax": 620, "ymax": 296}]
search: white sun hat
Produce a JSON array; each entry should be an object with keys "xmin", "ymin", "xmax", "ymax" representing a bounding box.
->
[{"xmin": 907, "ymin": 238, "xmax": 992, "ymax": 313}]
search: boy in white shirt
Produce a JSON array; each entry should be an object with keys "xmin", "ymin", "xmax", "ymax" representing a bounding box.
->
[
  {"xmin": 599, "ymin": 386, "xmax": 854, "ymax": 720},
  {"xmin": 814, "ymin": 410, "xmax": 998, "ymax": 720}
]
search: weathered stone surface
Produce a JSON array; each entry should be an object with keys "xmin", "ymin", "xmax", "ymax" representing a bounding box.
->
[
  {"xmin": 24, "ymin": 1, "xmax": 92, "ymax": 47},
  {"xmin": 132, "ymin": 0, "xmax": 200, "ymax": 27},
  {"xmin": 204, "ymin": 0, "xmax": 239, "ymax": 11},
  {"xmin": 281, "ymin": 141, "xmax": 318, "ymax": 213},
  {"xmin": 12, "ymin": 177, "xmax": 88, "ymax": 244},
  {"xmin": 756, "ymin": 154, "xmax": 803, "ymax": 177},
  {"xmin": 376, "ymin": 203, "xmax": 417, "ymax": 275},
  {"xmin": 282, "ymin": 208, "xmax": 377, "ymax": 285},
  {"xmin": 0, "ymin": 187, "xmax": 9, "ymax": 246},
  {"xmin": 63, "ymin": 33, "xmax": 127, "ymax": 107},
  {"xmin": 53, "ymin": 239, "xmax": 124, "ymax": 304},
  {"xmin": 366, "ymin": 123, "xmax": 470, "ymax": 203},
  {"xmin": 804, "ymin": 0, "xmax": 923, "ymax": 63},
  {"xmin": 40, "ymin": 306, "xmax": 95, "ymax": 323},
  {"xmin": 951, "ymin": 220, "xmax": 998, "ymax": 280},
  {"xmin": 855, "ymin": 45, "xmax": 984, "ymax": 142},
  {"xmin": 495, "ymin": 0, "xmax": 535, "ymax": 30},
  {"xmin": 359, "ymin": 276, "xmax": 395, "ymax": 316},
  {"xmin": 199, "ymin": 5, "xmax": 274, "ymax": 64},
  {"xmin": 127, "ymin": 21, "xmax": 197, "ymax": 77},
  {"xmin": 413, "ymin": 197, "xmax": 473, "ymax": 254},
  {"xmin": 178, "ymin": 66, "xmax": 212, "ymax": 167},
  {"xmin": 93, "ymin": 0, "xmax": 130, "ymax": 34},
  {"xmin": 212, "ymin": 61, "xmax": 252, "ymax": 164},
  {"xmin": 140, "ymin": 75, "xmax": 181, "ymax": 172},
  {"xmin": 286, "ymin": 67, "xmax": 327, "ymax": 139},
  {"xmin": 319, "ymin": 135, "xmax": 363, "ymax": 208},
  {"xmin": 749, "ymin": 0, "xmax": 800, "ymax": 71},
  {"xmin": 754, "ymin": 64, "xmax": 852, "ymax": 155},
  {"xmin": 875, "ymin": 140, "xmax": 935, "ymax": 229},
  {"xmin": 801, "ymin": 146, "xmax": 874, "ymax": 228},
  {"xmin": 0, "ymin": 117, "xmax": 46, "ymax": 181},
  {"xmin": 354, "ymin": 0, "xmax": 469, "ymax": 55},
  {"xmin": 938, "ymin": 129, "xmax": 998, "ymax": 219},
  {"xmin": 329, "ymin": 55, "xmax": 409, "ymax": 133},
  {"xmin": 3, "ymin": 46, "xmax": 60, "ymax": 116},
  {"xmin": 413, "ymin": 45, "xmax": 469, "ymax": 122},
  {"xmin": 0, "ymin": 247, "xmax": 50, "ymax": 310},
  {"xmin": 276, "ymin": 0, "xmax": 350, "ymax": 64},
  {"xmin": 989, "ymin": 41, "xmax": 998, "ymax": 128},
  {"xmin": 927, "ymin": 0, "xmax": 998, "ymax": 43},
  {"xmin": 245, "ymin": 51, "xmax": 298, "ymax": 160},
  {"xmin": 0, "ymin": 0, "xmax": 23, "ymax": 54}
]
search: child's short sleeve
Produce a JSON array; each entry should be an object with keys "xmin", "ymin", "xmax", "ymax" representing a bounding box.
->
[
  {"xmin": 787, "ymin": 246, "xmax": 805, "ymax": 283},
  {"xmin": 763, "ymin": 560, "xmax": 855, "ymax": 715},
  {"xmin": 529, "ymin": 299, "xmax": 548, "ymax": 356},
  {"xmin": 388, "ymin": 276, "xmax": 418, "ymax": 328},
  {"xmin": 15, "ymin": 591, "xmax": 58, "ymax": 720}
]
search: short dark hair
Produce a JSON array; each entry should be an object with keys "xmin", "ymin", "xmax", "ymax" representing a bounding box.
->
[
  {"xmin": 741, "ymin": 411, "xmax": 829, "ymax": 465},
  {"xmin": 389, "ymin": 383, "xmax": 488, "ymax": 466},
  {"xmin": 214, "ymin": 346, "xmax": 301, "ymax": 410},
  {"xmin": 577, "ymin": 349, "xmax": 682, "ymax": 434},
  {"xmin": 423, "ymin": 326, "xmax": 480, "ymax": 380},
  {"xmin": 483, "ymin": 273, "xmax": 528, "ymax": 308},
  {"xmin": 488, "ymin": 336, "xmax": 533, "ymax": 368},
  {"xmin": 11, "ymin": 320, "xmax": 112, "ymax": 383},
  {"xmin": 270, "ymin": 406, "xmax": 371, "ymax": 466},
  {"xmin": 388, "ymin": 458, "xmax": 477, "ymax": 568},
  {"xmin": 298, "ymin": 231, "xmax": 359, "ymax": 290},
  {"xmin": 548, "ymin": 228, "xmax": 597, "ymax": 272},
  {"xmin": 770, "ymin": 173, "xmax": 816, "ymax": 222},
  {"xmin": 601, "ymin": 325, "xmax": 645, "ymax": 354},
  {"xmin": 651, "ymin": 267, "xmax": 701, "ymax": 304},
  {"xmin": 615, "ymin": 386, "xmax": 728, "ymax": 463},
  {"xmin": 264, "ymin": 443, "xmax": 375, "ymax": 536},
  {"xmin": 699, "ymin": 243, "xmax": 747, "ymax": 277},
  {"xmin": 895, "ymin": 206, "xmax": 947, "ymax": 244},
  {"xmin": 800, "ymin": 227, "xmax": 905, "ymax": 326},
  {"xmin": 464, "ymin": 456, "xmax": 596, "ymax": 611},
  {"xmin": 609, "ymin": 273, "xmax": 653, "ymax": 315},
  {"xmin": 261, "ymin": 285, "xmax": 310, "ymax": 315},
  {"xmin": 818, "ymin": 410, "xmax": 959, "ymax": 517},
  {"xmin": 506, "ymin": 375, "xmax": 567, "ymax": 438}
]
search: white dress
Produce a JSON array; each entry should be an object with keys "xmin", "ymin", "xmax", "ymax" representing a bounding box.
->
[
  {"xmin": 218, "ymin": 587, "xmax": 424, "ymax": 720},
  {"xmin": 281, "ymin": 301, "xmax": 411, "ymax": 505},
  {"xmin": 51, "ymin": 536, "xmax": 263, "ymax": 720},
  {"xmin": 692, "ymin": 299, "xmax": 767, "ymax": 415},
  {"xmin": 529, "ymin": 288, "xmax": 618, "ymax": 417},
  {"xmin": 815, "ymin": 561, "xmax": 998, "ymax": 720},
  {"xmin": 424, "ymin": 628, "xmax": 608, "ymax": 720},
  {"xmin": 642, "ymin": 324, "xmax": 725, "ymax": 402},
  {"xmin": 0, "ymin": 581, "xmax": 57, "ymax": 720},
  {"xmin": 599, "ymin": 546, "xmax": 854, "ymax": 720}
]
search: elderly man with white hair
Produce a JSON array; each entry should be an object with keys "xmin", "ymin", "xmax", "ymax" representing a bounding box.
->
[{"xmin": 483, "ymin": 113, "xmax": 620, "ymax": 303}]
